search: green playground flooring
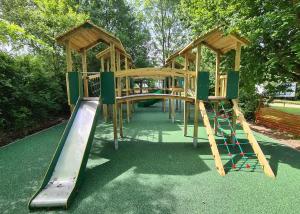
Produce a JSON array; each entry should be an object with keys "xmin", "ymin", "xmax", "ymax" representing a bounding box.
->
[{"xmin": 1, "ymin": 103, "xmax": 300, "ymax": 213}]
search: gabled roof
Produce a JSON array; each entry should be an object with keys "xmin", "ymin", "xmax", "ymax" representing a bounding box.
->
[
  {"xmin": 56, "ymin": 20, "xmax": 127, "ymax": 53},
  {"xmin": 166, "ymin": 27, "xmax": 250, "ymax": 63}
]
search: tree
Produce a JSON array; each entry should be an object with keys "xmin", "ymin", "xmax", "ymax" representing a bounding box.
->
[
  {"xmin": 134, "ymin": 0, "xmax": 190, "ymax": 65},
  {"xmin": 78, "ymin": 0, "xmax": 152, "ymax": 68}
]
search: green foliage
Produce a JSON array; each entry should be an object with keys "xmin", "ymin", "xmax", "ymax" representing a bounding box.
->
[
  {"xmin": 79, "ymin": 0, "xmax": 152, "ymax": 68},
  {"xmin": 0, "ymin": 52, "xmax": 66, "ymax": 130},
  {"xmin": 179, "ymin": 0, "xmax": 300, "ymax": 118},
  {"xmin": 135, "ymin": 0, "xmax": 190, "ymax": 65}
]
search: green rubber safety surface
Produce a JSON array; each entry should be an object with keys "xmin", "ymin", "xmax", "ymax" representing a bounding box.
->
[{"xmin": 1, "ymin": 103, "xmax": 300, "ymax": 213}]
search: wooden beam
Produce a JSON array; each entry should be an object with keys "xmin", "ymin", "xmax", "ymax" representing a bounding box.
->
[
  {"xmin": 66, "ymin": 40, "xmax": 73, "ymax": 110},
  {"xmin": 193, "ymin": 44, "xmax": 201, "ymax": 147},
  {"xmin": 235, "ymin": 42, "xmax": 241, "ymax": 71},
  {"xmin": 125, "ymin": 58, "xmax": 130, "ymax": 123},
  {"xmin": 110, "ymin": 43, "xmax": 118, "ymax": 149},
  {"xmin": 232, "ymin": 100, "xmax": 275, "ymax": 178},
  {"xmin": 96, "ymin": 47, "xmax": 111, "ymax": 59},
  {"xmin": 116, "ymin": 50, "xmax": 123, "ymax": 138},
  {"xmin": 82, "ymin": 49, "xmax": 89, "ymax": 97},
  {"xmin": 199, "ymin": 101, "xmax": 225, "ymax": 176},
  {"xmin": 215, "ymin": 53, "xmax": 221, "ymax": 96},
  {"xmin": 184, "ymin": 53, "xmax": 189, "ymax": 136}
]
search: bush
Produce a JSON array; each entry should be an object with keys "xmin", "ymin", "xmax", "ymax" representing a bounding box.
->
[{"xmin": 0, "ymin": 52, "xmax": 67, "ymax": 131}]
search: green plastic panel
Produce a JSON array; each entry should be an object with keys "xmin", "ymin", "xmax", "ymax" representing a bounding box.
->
[
  {"xmin": 178, "ymin": 77, "xmax": 184, "ymax": 88},
  {"xmin": 100, "ymin": 72, "xmax": 115, "ymax": 104},
  {"xmin": 67, "ymin": 72, "xmax": 83, "ymax": 105},
  {"xmin": 197, "ymin": 71, "xmax": 209, "ymax": 100},
  {"xmin": 226, "ymin": 71, "xmax": 239, "ymax": 99}
]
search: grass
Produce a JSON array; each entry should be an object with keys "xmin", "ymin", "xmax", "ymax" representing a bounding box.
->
[
  {"xmin": 270, "ymin": 106, "xmax": 300, "ymax": 116},
  {"xmin": 1, "ymin": 103, "xmax": 300, "ymax": 213}
]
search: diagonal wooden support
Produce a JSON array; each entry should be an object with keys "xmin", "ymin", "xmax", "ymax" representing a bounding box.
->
[
  {"xmin": 232, "ymin": 99, "xmax": 275, "ymax": 178},
  {"xmin": 199, "ymin": 101, "xmax": 225, "ymax": 176}
]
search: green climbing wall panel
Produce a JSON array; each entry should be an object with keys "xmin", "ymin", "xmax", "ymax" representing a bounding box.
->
[
  {"xmin": 226, "ymin": 71, "xmax": 239, "ymax": 99},
  {"xmin": 101, "ymin": 72, "xmax": 115, "ymax": 104},
  {"xmin": 178, "ymin": 77, "xmax": 184, "ymax": 88},
  {"xmin": 67, "ymin": 71, "xmax": 83, "ymax": 105},
  {"xmin": 197, "ymin": 71, "xmax": 209, "ymax": 100}
]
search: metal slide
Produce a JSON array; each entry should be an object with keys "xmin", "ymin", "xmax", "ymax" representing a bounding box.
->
[{"xmin": 29, "ymin": 98, "xmax": 100, "ymax": 209}]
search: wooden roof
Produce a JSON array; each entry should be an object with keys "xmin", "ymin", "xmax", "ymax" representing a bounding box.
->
[
  {"xmin": 56, "ymin": 20, "xmax": 127, "ymax": 53},
  {"xmin": 95, "ymin": 47, "xmax": 133, "ymax": 65},
  {"xmin": 166, "ymin": 27, "xmax": 250, "ymax": 63}
]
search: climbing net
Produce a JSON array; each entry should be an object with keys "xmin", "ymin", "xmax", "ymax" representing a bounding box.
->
[{"xmin": 209, "ymin": 101, "xmax": 261, "ymax": 172}]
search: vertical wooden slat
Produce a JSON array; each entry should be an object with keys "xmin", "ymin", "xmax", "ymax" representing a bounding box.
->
[
  {"xmin": 116, "ymin": 51, "xmax": 123, "ymax": 138},
  {"xmin": 193, "ymin": 45, "xmax": 201, "ymax": 147},
  {"xmin": 66, "ymin": 40, "xmax": 73, "ymax": 111},
  {"xmin": 183, "ymin": 54, "xmax": 189, "ymax": 136},
  {"xmin": 125, "ymin": 58, "xmax": 130, "ymax": 123},
  {"xmin": 82, "ymin": 49, "xmax": 88, "ymax": 97},
  {"xmin": 110, "ymin": 43, "xmax": 118, "ymax": 149},
  {"xmin": 215, "ymin": 53, "xmax": 221, "ymax": 96},
  {"xmin": 232, "ymin": 42, "xmax": 242, "ymax": 141}
]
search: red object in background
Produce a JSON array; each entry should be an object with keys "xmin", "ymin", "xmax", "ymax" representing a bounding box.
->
[
  {"xmin": 246, "ymin": 164, "xmax": 251, "ymax": 169},
  {"xmin": 232, "ymin": 164, "xmax": 236, "ymax": 169},
  {"xmin": 228, "ymin": 153, "xmax": 232, "ymax": 156},
  {"xmin": 236, "ymin": 141, "xmax": 240, "ymax": 145},
  {"xmin": 224, "ymin": 142, "xmax": 228, "ymax": 146},
  {"xmin": 240, "ymin": 152, "xmax": 244, "ymax": 156}
]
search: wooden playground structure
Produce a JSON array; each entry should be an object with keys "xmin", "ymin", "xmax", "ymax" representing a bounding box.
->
[
  {"xmin": 56, "ymin": 20, "xmax": 274, "ymax": 177},
  {"xmin": 29, "ymin": 20, "xmax": 275, "ymax": 210}
]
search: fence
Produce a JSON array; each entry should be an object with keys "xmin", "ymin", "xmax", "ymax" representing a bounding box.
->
[{"xmin": 255, "ymin": 107, "xmax": 300, "ymax": 136}]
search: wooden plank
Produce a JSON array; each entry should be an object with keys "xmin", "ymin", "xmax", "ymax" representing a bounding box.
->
[
  {"xmin": 235, "ymin": 42, "xmax": 241, "ymax": 71},
  {"xmin": 193, "ymin": 45, "xmax": 201, "ymax": 147},
  {"xmin": 110, "ymin": 43, "xmax": 118, "ymax": 149},
  {"xmin": 199, "ymin": 101, "xmax": 225, "ymax": 176},
  {"xmin": 184, "ymin": 54, "xmax": 189, "ymax": 136},
  {"xmin": 232, "ymin": 100, "xmax": 275, "ymax": 178},
  {"xmin": 215, "ymin": 53, "xmax": 221, "ymax": 96},
  {"xmin": 96, "ymin": 47, "xmax": 111, "ymax": 59},
  {"xmin": 81, "ymin": 49, "xmax": 89, "ymax": 97},
  {"xmin": 125, "ymin": 58, "xmax": 130, "ymax": 123},
  {"xmin": 115, "ymin": 68, "xmax": 195, "ymax": 78},
  {"xmin": 116, "ymin": 94, "xmax": 194, "ymax": 103},
  {"xmin": 66, "ymin": 40, "xmax": 72, "ymax": 110}
]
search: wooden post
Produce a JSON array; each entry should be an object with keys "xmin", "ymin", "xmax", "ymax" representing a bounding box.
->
[
  {"xmin": 183, "ymin": 54, "xmax": 189, "ymax": 136},
  {"xmin": 125, "ymin": 58, "xmax": 130, "ymax": 123},
  {"xmin": 110, "ymin": 43, "xmax": 118, "ymax": 149},
  {"xmin": 162, "ymin": 79, "xmax": 166, "ymax": 112},
  {"xmin": 66, "ymin": 40, "xmax": 73, "ymax": 112},
  {"xmin": 116, "ymin": 51, "xmax": 123, "ymax": 138},
  {"xmin": 215, "ymin": 53, "xmax": 221, "ymax": 96},
  {"xmin": 82, "ymin": 49, "xmax": 89, "ymax": 97},
  {"xmin": 171, "ymin": 74, "xmax": 175, "ymax": 123},
  {"xmin": 193, "ymin": 44, "xmax": 202, "ymax": 147},
  {"xmin": 168, "ymin": 76, "xmax": 172, "ymax": 119},
  {"xmin": 101, "ymin": 57, "xmax": 108, "ymax": 122},
  {"xmin": 231, "ymin": 42, "xmax": 241, "ymax": 142},
  {"xmin": 214, "ymin": 53, "xmax": 221, "ymax": 134}
]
